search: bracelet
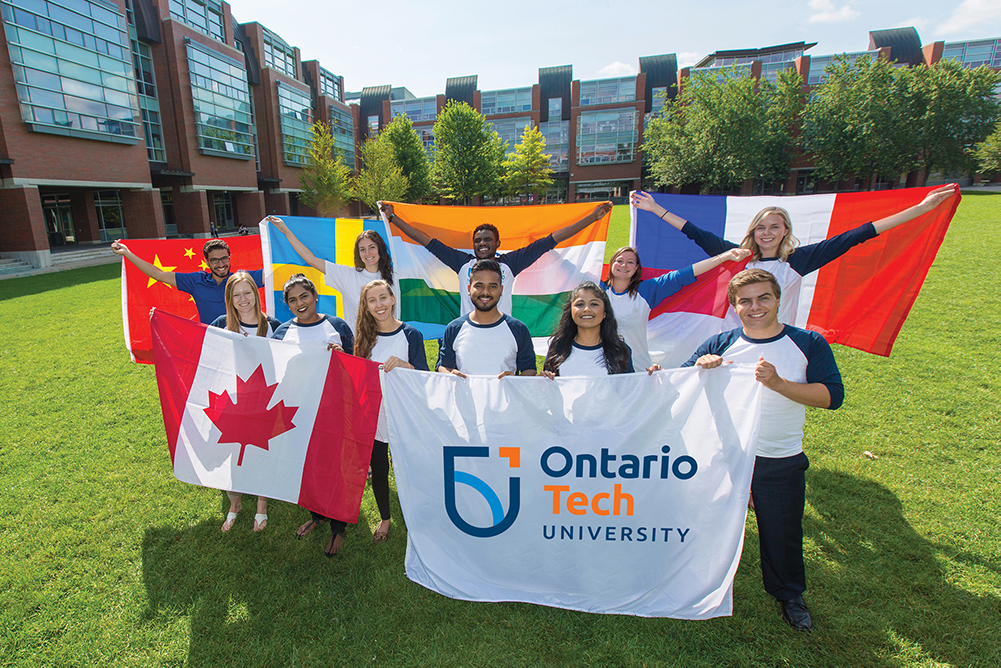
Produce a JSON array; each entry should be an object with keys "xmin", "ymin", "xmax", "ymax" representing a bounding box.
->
[
  {"xmin": 388, "ymin": 213, "xmax": 396, "ymax": 222},
  {"xmin": 659, "ymin": 210, "xmax": 669, "ymax": 221}
]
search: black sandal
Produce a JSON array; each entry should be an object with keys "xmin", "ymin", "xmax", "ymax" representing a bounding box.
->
[
  {"xmin": 295, "ymin": 518, "xmax": 323, "ymax": 539},
  {"xmin": 324, "ymin": 532, "xmax": 345, "ymax": 558}
]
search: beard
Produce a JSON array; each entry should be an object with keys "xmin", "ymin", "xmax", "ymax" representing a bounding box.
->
[{"xmin": 473, "ymin": 297, "xmax": 497, "ymax": 312}]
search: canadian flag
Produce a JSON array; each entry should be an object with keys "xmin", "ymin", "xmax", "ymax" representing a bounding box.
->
[{"xmin": 150, "ymin": 310, "xmax": 381, "ymax": 522}]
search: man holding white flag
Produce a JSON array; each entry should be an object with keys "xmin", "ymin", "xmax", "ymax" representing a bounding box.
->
[{"xmin": 683, "ymin": 268, "xmax": 845, "ymax": 631}]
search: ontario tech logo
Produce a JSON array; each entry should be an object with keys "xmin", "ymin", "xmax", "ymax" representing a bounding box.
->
[{"xmin": 443, "ymin": 446, "xmax": 520, "ymax": 537}]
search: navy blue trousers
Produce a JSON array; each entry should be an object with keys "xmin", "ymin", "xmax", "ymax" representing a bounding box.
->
[{"xmin": 750, "ymin": 452, "xmax": 809, "ymax": 602}]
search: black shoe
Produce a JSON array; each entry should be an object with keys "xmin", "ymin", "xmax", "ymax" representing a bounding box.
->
[{"xmin": 780, "ymin": 596, "xmax": 813, "ymax": 631}]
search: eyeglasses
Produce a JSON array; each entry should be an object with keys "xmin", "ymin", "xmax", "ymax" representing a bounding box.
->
[{"xmin": 207, "ymin": 256, "xmax": 231, "ymax": 266}]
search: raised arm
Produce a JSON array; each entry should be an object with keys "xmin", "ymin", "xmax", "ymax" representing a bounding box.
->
[
  {"xmin": 630, "ymin": 191, "xmax": 687, "ymax": 231},
  {"xmin": 551, "ymin": 202, "xmax": 612, "ymax": 244},
  {"xmin": 111, "ymin": 240, "xmax": 177, "ymax": 287},
  {"xmin": 690, "ymin": 248, "xmax": 752, "ymax": 277},
  {"xmin": 872, "ymin": 184, "xmax": 958, "ymax": 234},
  {"xmin": 267, "ymin": 216, "xmax": 324, "ymax": 272},
  {"xmin": 380, "ymin": 202, "xmax": 433, "ymax": 247}
]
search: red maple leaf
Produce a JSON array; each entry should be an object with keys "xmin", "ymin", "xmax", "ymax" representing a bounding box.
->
[{"xmin": 203, "ymin": 365, "xmax": 298, "ymax": 466}]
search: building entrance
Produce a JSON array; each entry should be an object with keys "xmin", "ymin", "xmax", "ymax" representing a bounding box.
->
[{"xmin": 42, "ymin": 194, "xmax": 76, "ymax": 246}]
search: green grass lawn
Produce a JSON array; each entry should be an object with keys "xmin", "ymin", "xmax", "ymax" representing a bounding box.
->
[{"xmin": 1, "ymin": 196, "xmax": 999, "ymax": 667}]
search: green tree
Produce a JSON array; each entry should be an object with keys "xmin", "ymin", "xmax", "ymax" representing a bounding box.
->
[
  {"xmin": 430, "ymin": 100, "xmax": 506, "ymax": 203},
  {"xmin": 642, "ymin": 67, "xmax": 799, "ymax": 192},
  {"xmin": 381, "ymin": 114, "xmax": 433, "ymax": 203},
  {"xmin": 298, "ymin": 121, "xmax": 353, "ymax": 216},
  {"xmin": 352, "ymin": 136, "xmax": 410, "ymax": 213},
  {"xmin": 801, "ymin": 55, "xmax": 915, "ymax": 188},
  {"xmin": 502, "ymin": 124, "xmax": 554, "ymax": 201},
  {"xmin": 905, "ymin": 59, "xmax": 1001, "ymax": 184},
  {"xmin": 974, "ymin": 125, "xmax": 1001, "ymax": 174}
]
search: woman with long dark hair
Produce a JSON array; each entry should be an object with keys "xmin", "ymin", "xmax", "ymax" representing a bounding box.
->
[
  {"xmin": 601, "ymin": 245, "xmax": 750, "ymax": 371},
  {"xmin": 209, "ymin": 271, "xmax": 282, "ymax": 532},
  {"xmin": 351, "ymin": 280, "xmax": 429, "ymax": 546},
  {"xmin": 268, "ymin": 216, "xmax": 396, "ymax": 333},
  {"xmin": 543, "ymin": 282, "xmax": 633, "ymax": 377},
  {"xmin": 630, "ymin": 185, "xmax": 957, "ymax": 327}
]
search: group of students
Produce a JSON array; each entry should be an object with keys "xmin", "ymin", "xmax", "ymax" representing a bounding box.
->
[{"xmin": 112, "ymin": 183, "xmax": 957, "ymax": 629}]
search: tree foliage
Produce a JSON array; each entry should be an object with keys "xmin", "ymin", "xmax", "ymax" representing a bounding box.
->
[
  {"xmin": 381, "ymin": 114, "xmax": 433, "ymax": 203},
  {"xmin": 643, "ymin": 67, "xmax": 802, "ymax": 192},
  {"xmin": 905, "ymin": 59, "xmax": 1001, "ymax": 184},
  {"xmin": 802, "ymin": 55, "xmax": 917, "ymax": 186},
  {"xmin": 298, "ymin": 121, "xmax": 353, "ymax": 217},
  {"xmin": 430, "ymin": 100, "xmax": 506, "ymax": 203},
  {"xmin": 974, "ymin": 125, "xmax": 1001, "ymax": 174},
  {"xmin": 352, "ymin": 136, "xmax": 410, "ymax": 212},
  {"xmin": 502, "ymin": 124, "xmax": 554, "ymax": 201}
]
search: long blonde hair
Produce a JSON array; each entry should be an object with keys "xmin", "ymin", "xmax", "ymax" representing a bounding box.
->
[
  {"xmin": 225, "ymin": 271, "xmax": 268, "ymax": 337},
  {"xmin": 354, "ymin": 280, "xmax": 396, "ymax": 360},
  {"xmin": 740, "ymin": 206, "xmax": 799, "ymax": 261}
]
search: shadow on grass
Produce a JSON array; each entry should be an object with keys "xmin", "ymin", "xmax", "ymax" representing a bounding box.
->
[
  {"xmin": 0, "ymin": 263, "xmax": 119, "ymax": 301},
  {"xmin": 800, "ymin": 469, "xmax": 1000, "ymax": 666}
]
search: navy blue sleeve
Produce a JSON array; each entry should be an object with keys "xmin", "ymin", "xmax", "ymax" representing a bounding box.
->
[
  {"xmin": 425, "ymin": 238, "xmax": 473, "ymax": 273},
  {"xmin": 329, "ymin": 316, "xmax": 354, "ymax": 355},
  {"xmin": 271, "ymin": 321, "xmax": 292, "ymax": 340},
  {"xmin": 786, "ymin": 222, "xmax": 877, "ymax": 276},
  {"xmin": 786, "ymin": 328, "xmax": 844, "ymax": 410},
  {"xmin": 500, "ymin": 234, "xmax": 558, "ymax": 275},
  {"xmin": 436, "ymin": 320, "xmax": 462, "ymax": 370},
  {"xmin": 681, "ymin": 222, "xmax": 739, "ymax": 255},
  {"xmin": 506, "ymin": 316, "xmax": 537, "ymax": 373},
  {"xmin": 680, "ymin": 329, "xmax": 743, "ymax": 368},
  {"xmin": 209, "ymin": 315, "xmax": 227, "ymax": 329},
  {"xmin": 621, "ymin": 342, "xmax": 635, "ymax": 374},
  {"xmin": 248, "ymin": 269, "xmax": 264, "ymax": 288},
  {"xmin": 266, "ymin": 315, "xmax": 282, "ymax": 332},
  {"xmin": 635, "ymin": 265, "xmax": 696, "ymax": 308},
  {"xmin": 403, "ymin": 324, "xmax": 430, "ymax": 371},
  {"xmin": 173, "ymin": 271, "xmax": 199, "ymax": 295}
]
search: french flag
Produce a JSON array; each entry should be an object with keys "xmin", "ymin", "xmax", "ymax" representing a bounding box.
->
[
  {"xmin": 150, "ymin": 310, "xmax": 382, "ymax": 522},
  {"xmin": 630, "ymin": 187, "xmax": 960, "ymax": 367}
]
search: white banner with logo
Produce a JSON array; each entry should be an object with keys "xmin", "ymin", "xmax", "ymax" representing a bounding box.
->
[{"xmin": 384, "ymin": 366, "xmax": 763, "ymax": 619}]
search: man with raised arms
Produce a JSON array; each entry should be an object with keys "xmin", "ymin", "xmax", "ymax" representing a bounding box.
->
[
  {"xmin": 681, "ymin": 268, "xmax": 844, "ymax": 632},
  {"xmin": 379, "ymin": 201, "xmax": 612, "ymax": 317},
  {"xmin": 437, "ymin": 259, "xmax": 538, "ymax": 379},
  {"xmin": 111, "ymin": 238, "xmax": 263, "ymax": 324}
]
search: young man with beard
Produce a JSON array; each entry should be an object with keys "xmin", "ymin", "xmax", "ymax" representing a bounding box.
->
[
  {"xmin": 112, "ymin": 238, "xmax": 263, "ymax": 324},
  {"xmin": 380, "ymin": 201, "xmax": 611, "ymax": 318},
  {"xmin": 681, "ymin": 268, "xmax": 844, "ymax": 632},
  {"xmin": 437, "ymin": 259, "xmax": 538, "ymax": 379}
]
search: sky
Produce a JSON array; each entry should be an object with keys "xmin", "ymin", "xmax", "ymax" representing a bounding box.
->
[{"xmin": 229, "ymin": 0, "xmax": 1001, "ymax": 98}]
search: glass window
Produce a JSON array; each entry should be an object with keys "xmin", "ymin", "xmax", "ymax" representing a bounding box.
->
[
  {"xmin": 548, "ymin": 96, "xmax": 562, "ymax": 119},
  {"xmin": 318, "ymin": 67, "xmax": 342, "ymax": 101},
  {"xmin": 649, "ymin": 86, "xmax": 667, "ymax": 113},
  {"xmin": 389, "ymin": 96, "xmax": 437, "ymax": 122},
  {"xmin": 690, "ymin": 64, "xmax": 752, "ymax": 82},
  {"xmin": 329, "ymin": 104, "xmax": 355, "ymax": 169},
  {"xmin": 539, "ymin": 119, "xmax": 568, "ymax": 171},
  {"xmin": 277, "ymin": 81, "xmax": 312, "ymax": 166},
  {"xmin": 942, "ymin": 38, "xmax": 1001, "ymax": 69},
  {"xmin": 480, "ymin": 87, "xmax": 533, "ymax": 115},
  {"xmin": 488, "ymin": 116, "xmax": 532, "ymax": 155},
  {"xmin": 761, "ymin": 61, "xmax": 796, "ymax": 83},
  {"xmin": 579, "ymin": 77, "xmax": 636, "ymax": 106},
  {"xmin": 576, "ymin": 109, "xmax": 637, "ymax": 165},
  {"xmin": 573, "ymin": 179, "xmax": 632, "ymax": 204},
  {"xmin": 95, "ymin": 189, "xmax": 125, "ymax": 242},
  {"xmin": 262, "ymin": 27, "xmax": 295, "ymax": 77},
  {"xmin": 186, "ymin": 41, "xmax": 253, "ymax": 157},
  {"xmin": 3, "ymin": 0, "xmax": 140, "ymax": 141},
  {"xmin": 367, "ymin": 114, "xmax": 379, "ymax": 135},
  {"xmin": 168, "ymin": 0, "xmax": 224, "ymax": 42},
  {"xmin": 414, "ymin": 126, "xmax": 434, "ymax": 153},
  {"xmin": 806, "ymin": 50, "xmax": 879, "ymax": 85}
]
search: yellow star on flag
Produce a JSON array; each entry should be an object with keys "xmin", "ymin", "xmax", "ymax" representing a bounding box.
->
[
  {"xmin": 148, "ymin": 254, "xmax": 177, "ymax": 288},
  {"xmin": 183, "ymin": 247, "xmax": 195, "ymax": 259},
  {"xmin": 199, "ymin": 260, "xmax": 209, "ymax": 270}
]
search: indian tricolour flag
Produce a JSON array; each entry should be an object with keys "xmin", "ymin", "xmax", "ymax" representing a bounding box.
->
[
  {"xmin": 260, "ymin": 216, "xmax": 388, "ymax": 323},
  {"xmin": 380, "ymin": 201, "xmax": 611, "ymax": 339}
]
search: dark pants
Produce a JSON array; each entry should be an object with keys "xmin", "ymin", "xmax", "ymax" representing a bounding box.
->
[
  {"xmin": 311, "ymin": 440, "xmax": 391, "ymax": 535},
  {"xmin": 750, "ymin": 452, "xmax": 809, "ymax": 602}
]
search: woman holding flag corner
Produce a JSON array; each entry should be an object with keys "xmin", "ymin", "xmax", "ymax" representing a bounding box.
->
[{"xmin": 630, "ymin": 184, "xmax": 958, "ymax": 328}]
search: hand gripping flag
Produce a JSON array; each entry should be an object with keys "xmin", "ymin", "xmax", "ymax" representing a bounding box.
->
[
  {"xmin": 150, "ymin": 309, "xmax": 382, "ymax": 521},
  {"xmin": 384, "ymin": 366, "xmax": 763, "ymax": 619},
  {"xmin": 631, "ymin": 186, "xmax": 959, "ymax": 365},
  {"xmin": 121, "ymin": 235, "xmax": 264, "ymax": 363}
]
